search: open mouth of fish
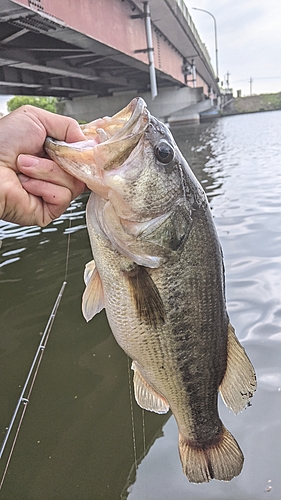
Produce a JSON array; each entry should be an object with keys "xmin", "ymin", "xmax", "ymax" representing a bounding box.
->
[{"xmin": 44, "ymin": 97, "xmax": 149, "ymax": 192}]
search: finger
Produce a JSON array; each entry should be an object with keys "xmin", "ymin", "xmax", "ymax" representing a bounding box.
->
[
  {"xmin": 18, "ymin": 176, "xmax": 81, "ymax": 222},
  {"xmin": 17, "ymin": 155, "xmax": 85, "ymax": 199},
  {"xmin": 24, "ymin": 106, "xmax": 86, "ymax": 143},
  {"xmin": 18, "ymin": 175, "xmax": 85, "ymax": 205},
  {"xmin": 19, "ymin": 176, "xmax": 71, "ymax": 205}
]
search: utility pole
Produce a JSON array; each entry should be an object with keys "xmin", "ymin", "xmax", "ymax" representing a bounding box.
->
[
  {"xmin": 226, "ymin": 71, "xmax": 230, "ymax": 89},
  {"xmin": 250, "ymin": 77, "xmax": 253, "ymax": 96}
]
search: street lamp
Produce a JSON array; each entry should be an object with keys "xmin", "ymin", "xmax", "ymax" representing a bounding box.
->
[{"xmin": 192, "ymin": 7, "xmax": 219, "ymax": 82}]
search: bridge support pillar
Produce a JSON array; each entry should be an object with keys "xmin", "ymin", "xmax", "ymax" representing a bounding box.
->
[{"xmin": 61, "ymin": 86, "xmax": 208, "ymax": 124}]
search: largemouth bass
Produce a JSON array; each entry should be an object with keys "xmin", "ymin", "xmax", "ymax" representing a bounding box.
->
[{"xmin": 45, "ymin": 98, "xmax": 256, "ymax": 483}]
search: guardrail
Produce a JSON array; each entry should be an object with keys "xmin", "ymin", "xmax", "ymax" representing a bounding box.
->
[{"xmin": 175, "ymin": 0, "xmax": 215, "ymax": 78}]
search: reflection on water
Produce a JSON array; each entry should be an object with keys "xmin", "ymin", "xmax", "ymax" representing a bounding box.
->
[{"xmin": 0, "ymin": 110, "xmax": 281, "ymax": 499}]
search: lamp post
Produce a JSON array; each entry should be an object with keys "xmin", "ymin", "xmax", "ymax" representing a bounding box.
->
[{"xmin": 192, "ymin": 7, "xmax": 219, "ymax": 82}]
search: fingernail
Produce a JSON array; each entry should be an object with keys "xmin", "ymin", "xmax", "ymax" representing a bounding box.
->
[
  {"xmin": 18, "ymin": 173, "xmax": 30, "ymax": 183},
  {"xmin": 18, "ymin": 155, "xmax": 39, "ymax": 167}
]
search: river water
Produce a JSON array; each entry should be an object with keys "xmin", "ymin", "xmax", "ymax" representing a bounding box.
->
[{"xmin": 0, "ymin": 109, "xmax": 281, "ymax": 500}]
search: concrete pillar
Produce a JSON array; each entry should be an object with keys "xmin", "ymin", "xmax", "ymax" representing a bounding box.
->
[{"xmin": 61, "ymin": 86, "xmax": 204, "ymax": 123}]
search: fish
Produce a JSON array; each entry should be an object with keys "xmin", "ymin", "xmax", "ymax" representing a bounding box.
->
[{"xmin": 45, "ymin": 97, "xmax": 257, "ymax": 484}]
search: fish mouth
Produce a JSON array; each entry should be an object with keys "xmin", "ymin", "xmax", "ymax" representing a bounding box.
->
[{"xmin": 44, "ymin": 97, "xmax": 149, "ymax": 185}]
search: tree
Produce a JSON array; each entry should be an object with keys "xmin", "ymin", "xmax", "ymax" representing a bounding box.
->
[{"xmin": 7, "ymin": 96, "xmax": 58, "ymax": 113}]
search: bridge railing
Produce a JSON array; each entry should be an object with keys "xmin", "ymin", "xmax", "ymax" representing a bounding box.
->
[{"xmin": 175, "ymin": 0, "xmax": 215, "ymax": 77}]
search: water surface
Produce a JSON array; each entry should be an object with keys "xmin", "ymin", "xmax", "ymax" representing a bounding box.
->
[{"xmin": 0, "ymin": 110, "xmax": 281, "ymax": 499}]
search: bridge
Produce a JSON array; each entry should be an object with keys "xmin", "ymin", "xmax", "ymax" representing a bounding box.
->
[{"xmin": 0, "ymin": 0, "xmax": 220, "ymax": 123}]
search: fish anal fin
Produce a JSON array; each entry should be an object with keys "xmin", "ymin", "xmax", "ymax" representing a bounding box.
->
[
  {"xmin": 125, "ymin": 265, "xmax": 165, "ymax": 328},
  {"xmin": 179, "ymin": 425, "xmax": 244, "ymax": 483},
  {"xmin": 84, "ymin": 259, "xmax": 96, "ymax": 286},
  {"xmin": 82, "ymin": 262, "xmax": 105, "ymax": 322},
  {"xmin": 219, "ymin": 323, "xmax": 257, "ymax": 414},
  {"xmin": 132, "ymin": 362, "xmax": 169, "ymax": 414}
]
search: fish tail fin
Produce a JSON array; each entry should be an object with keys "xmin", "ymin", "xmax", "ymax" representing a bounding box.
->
[{"xmin": 178, "ymin": 425, "xmax": 244, "ymax": 483}]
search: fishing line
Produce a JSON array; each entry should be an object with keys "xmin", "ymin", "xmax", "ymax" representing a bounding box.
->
[
  {"xmin": 141, "ymin": 409, "xmax": 149, "ymax": 500},
  {"xmin": 0, "ymin": 209, "xmax": 73, "ymax": 490},
  {"xmin": 125, "ymin": 270, "xmax": 147, "ymax": 481},
  {"xmin": 127, "ymin": 356, "xmax": 138, "ymax": 472},
  {"xmin": 121, "ymin": 377, "xmax": 149, "ymax": 500},
  {"xmin": 141, "ymin": 409, "xmax": 146, "ymax": 454},
  {"xmin": 122, "ymin": 275, "xmax": 150, "ymax": 500},
  {"xmin": 64, "ymin": 209, "xmax": 72, "ymax": 281}
]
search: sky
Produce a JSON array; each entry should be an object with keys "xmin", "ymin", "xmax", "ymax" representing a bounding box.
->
[
  {"xmin": 190, "ymin": 0, "xmax": 281, "ymax": 96},
  {"xmin": 0, "ymin": 96, "xmax": 10, "ymax": 115},
  {"xmin": 0, "ymin": 0, "xmax": 280, "ymax": 112}
]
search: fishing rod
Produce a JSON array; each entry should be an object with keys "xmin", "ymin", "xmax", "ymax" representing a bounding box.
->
[
  {"xmin": 0, "ymin": 280, "xmax": 67, "ymax": 488},
  {"xmin": 0, "ymin": 209, "xmax": 73, "ymax": 489},
  {"xmin": 0, "ymin": 280, "xmax": 67, "ymax": 460}
]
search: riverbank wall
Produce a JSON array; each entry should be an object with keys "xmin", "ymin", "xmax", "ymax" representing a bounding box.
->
[{"xmin": 221, "ymin": 92, "xmax": 281, "ymax": 117}]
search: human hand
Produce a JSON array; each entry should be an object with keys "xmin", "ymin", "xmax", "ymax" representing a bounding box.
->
[{"xmin": 0, "ymin": 105, "xmax": 86, "ymax": 227}]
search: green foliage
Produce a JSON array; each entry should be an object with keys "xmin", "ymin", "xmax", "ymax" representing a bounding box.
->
[
  {"xmin": 260, "ymin": 92, "xmax": 281, "ymax": 108},
  {"xmin": 7, "ymin": 96, "xmax": 58, "ymax": 113},
  {"xmin": 234, "ymin": 92, "xmax": 281, "ymax": 114}
]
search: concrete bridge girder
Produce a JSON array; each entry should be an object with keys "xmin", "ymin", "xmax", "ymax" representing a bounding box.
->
[
  {"xmin": 0, "ymin": 0, "xmax": 181, "ymax": 98},
  {"xmin": 0, "ymin": 0, "xmax": 218, "ymax": 101},
  {"xmin": 62, "ymin": 85, "xmax": 207, "ymax": 126}
]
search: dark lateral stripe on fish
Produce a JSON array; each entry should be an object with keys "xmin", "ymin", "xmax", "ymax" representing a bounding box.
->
[{"xmin": 125, "ymin": 266, "xmax": 165, "ymax": 328}]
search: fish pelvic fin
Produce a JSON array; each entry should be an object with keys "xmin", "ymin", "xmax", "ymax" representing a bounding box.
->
[
  {"xmin": 178, "ymin": 425, "xmax": 244, "ymax": 483},
  {"xmin": 82, "ymin": 260, "xmax": 105, "ymax": 322},
  {"xmin": 132, "ymin": 362, "xmax": 169, "ymax": 414},
  {"xmin": 219, "ymin": 323, "xmax": 257, "ymax": 414}
]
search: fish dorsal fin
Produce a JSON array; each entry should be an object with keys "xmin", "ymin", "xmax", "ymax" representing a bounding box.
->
[
  {"xmin": 82, "ymin": 260, "xmax": 105, "ymax": 322},
  {"xmin": 219, "ymin": 323, "xmax": 257, "ymax": 414},
  {"xmin": 132, "ymin": 362, "xmax": 169, "ymax": 414}
]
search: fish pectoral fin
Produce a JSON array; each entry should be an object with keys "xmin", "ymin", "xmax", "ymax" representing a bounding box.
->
[
  {"xmin": 124, "ymin": 265, "xmax": 165, "ymax": 328},
  {"xmin": 82, "ymin": 263, "xmax": 105, "ymax": 322},
  {"xmin": 132, "ymin": 362, "xmax": 169, "ymax": 414},
  {"xmin": 219, "ymin": 323, "xmax": 257, "ymax": 414}
]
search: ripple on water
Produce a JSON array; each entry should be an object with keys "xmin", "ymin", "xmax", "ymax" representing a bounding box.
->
[{"xmin": 257, "ymin": 369, "xmax": 281, "ymax": 391}]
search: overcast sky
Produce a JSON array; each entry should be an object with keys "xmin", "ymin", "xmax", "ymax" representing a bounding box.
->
[
  {"xmin": 1, "ymin": 0, "xmax": 280, "ymax": 113},
  {"xmin": 191, "ymin": 0, "xmax": 281, "ymax": 96}
]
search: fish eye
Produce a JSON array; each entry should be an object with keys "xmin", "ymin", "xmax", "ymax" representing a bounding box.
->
[{"xmin": 154, "ymin": 141, "xmax": 174, "ymax": 164}]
